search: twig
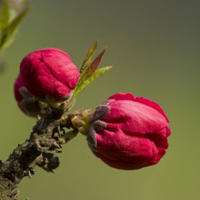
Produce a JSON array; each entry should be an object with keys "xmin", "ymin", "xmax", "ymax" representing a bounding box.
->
[{"xmin": 0, "ymin": 110, "xmax": 77, "ymax": 199}]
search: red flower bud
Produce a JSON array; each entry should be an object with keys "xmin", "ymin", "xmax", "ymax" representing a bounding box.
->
[
  {"xmin": 20, "ymin": 48, "xmax": 79, "ymax": 102},
  {"xmin": 87, "ymin": 93, "xmax": 171, "ymax": 170},
  {"xmin": 14, "ymin": 75, "xmax": 48, "ymax": 117},
  {"xmin": 14, "ymin": 75, "xmax": 24, "ymax": 104}
]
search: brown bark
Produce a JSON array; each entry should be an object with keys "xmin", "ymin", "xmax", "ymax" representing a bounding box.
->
[{"xmin": 0, "ymin": 111, "xmax": 78, "ymax": 199}]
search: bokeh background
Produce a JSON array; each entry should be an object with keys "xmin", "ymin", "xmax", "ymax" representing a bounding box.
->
[{"xmin": 1, "ymin": 0, "xmax": 200, "ymax": 199}]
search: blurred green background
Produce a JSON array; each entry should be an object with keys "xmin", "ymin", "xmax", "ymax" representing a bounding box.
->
[{"xmin": 1, "ymin": 0, "xmax": 200, "ymax": 199}]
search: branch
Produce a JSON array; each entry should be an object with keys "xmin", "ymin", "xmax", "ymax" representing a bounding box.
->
[{"xmin": 0, "ymin": 110, "xmax": 78, "ymax": 199}]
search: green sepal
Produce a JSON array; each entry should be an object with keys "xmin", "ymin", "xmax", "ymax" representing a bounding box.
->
[
  {"xmin": 73, "ymin": 66, "xmax": 112, "ymax": 99},
  {"xmin": 0, "ymin": 0, "xmax": 10, "ymax": 32},
  {"xmin": 0, "ymin": 6, "xmax": 30, "ymax": 51}
]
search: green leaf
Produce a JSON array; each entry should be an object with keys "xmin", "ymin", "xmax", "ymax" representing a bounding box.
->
[
  {"xmin": 0, "ymin": 6, "xmax": 30, "ymax": 51},
  {"xmin": 79, "ymin": 46, "xmax": 107, "ymax": 82},
  {"xmin": 79, "ymin": 40, "xmax": 98, "ymax": 74},
  {"xmin": 74, "ymin": 66, "xmax": 112, "ymax": 98},
  {"xmin": 76, "ymin": 46, "xmax": 107, "ymax": 93},
  {"xmin": 0, "ymin": 0, "xmax": 10, "ymax": 32}
]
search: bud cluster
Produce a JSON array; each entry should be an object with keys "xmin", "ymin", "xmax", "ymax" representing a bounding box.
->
[{"xmin": 14, "ymin": 42, "xmax": 171, "ymax": 170}]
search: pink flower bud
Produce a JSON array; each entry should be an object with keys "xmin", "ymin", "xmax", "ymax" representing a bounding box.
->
[
  {"xmin": 14, "ymin": 75, "xmax": 24, "ymax": 105},
  {"xmin": 14, "ymin": 75, "xmax": 48, "ymax": 117},
  {"xmin": 87, "ymin": 93, "xmax": 171, "ymax": 170},
  {"xmin": 20, "ymin": 48, "xmax": 80, "ymax": 102}
]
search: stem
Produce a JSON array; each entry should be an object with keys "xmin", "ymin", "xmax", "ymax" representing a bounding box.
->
[{"xmin": 0, "ymin": 111, "xmax": 77, "ymax": 199}]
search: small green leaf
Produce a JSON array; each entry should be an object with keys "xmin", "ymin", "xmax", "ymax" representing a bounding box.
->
[
  {"xmin": 74, "ymin": 66, "xmax": 112, "ymax": 98},
  {"xmin": 76, "ymin": 46, "xmax": 107, "ymax": 92},
  {"xmin": 79, "ymin": 40, "xmax": 98, "ymax": 74},
  {"xmin": 0, "ymin": 0, "xmax": 10, "ymax": 32},
  {"xmin": 80, "ymin": 46, "xmax": 107, "ymax": 82},
  {"xmin": 0, "ymin": 6, "xmax": 30, "ymax": 51}
]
